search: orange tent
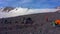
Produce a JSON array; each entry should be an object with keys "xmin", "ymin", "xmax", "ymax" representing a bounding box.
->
[{"xmin": 55, "ymin": 20, "xmax": 60, "ymax": 25}]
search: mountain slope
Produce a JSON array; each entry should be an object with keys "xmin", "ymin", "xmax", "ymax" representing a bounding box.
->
[{"xmin": 0, "ymin": 7, "xmax": 60, "ymax": 18}]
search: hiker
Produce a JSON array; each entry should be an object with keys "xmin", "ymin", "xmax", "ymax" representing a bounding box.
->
[
  {"xmin": 52, "ymin": 19, "xmax": 60, "ymax": 27},
  {"xmin": 45, "ymin": 16, "xmax": 48, "ymax": 22},
  {"xmin": 55, "ymin": 19, "xmax": 60, "ymax": 25}
]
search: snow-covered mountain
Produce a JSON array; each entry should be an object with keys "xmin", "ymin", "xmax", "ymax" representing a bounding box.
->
[
  {"xmin": 0, "ymin": 7, "xmax": 60, "ymax": 18},
  {"xmin": 0, "ymin": 7, "xmax": 14, "ymax": 12}
]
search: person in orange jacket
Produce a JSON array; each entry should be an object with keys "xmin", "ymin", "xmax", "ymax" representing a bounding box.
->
[
  {"xmin": 55, "ymin": 20, "xmax": 60, "ymax": 25},
  {"xmin": 52, "ymin": 19, "xmax": 60, "ymax": 27}
]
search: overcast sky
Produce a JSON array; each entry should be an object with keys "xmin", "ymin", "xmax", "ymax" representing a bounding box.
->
[{"xmin": 0, "ymin": 0, "xmax": 60, "ymax": 8}]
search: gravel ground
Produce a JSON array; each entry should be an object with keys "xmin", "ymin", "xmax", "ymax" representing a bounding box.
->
[{"xmin": 0, "ymin": 12, "xmax": 60, "ymax": 34}]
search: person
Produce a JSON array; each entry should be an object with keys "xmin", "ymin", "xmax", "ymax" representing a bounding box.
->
[
  {"xmin": 52, "ymin": 20, "xmax": 60, "ymax": 27},
  {"xmin": 45, "ymin": 16, "xmax": 48, "ymax": 22},
  {"xmin": 55, "ymin": 20, "xmax": 60, "ymax": 25}
]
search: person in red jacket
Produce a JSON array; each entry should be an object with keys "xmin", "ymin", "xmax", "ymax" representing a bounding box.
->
[{"xmin": 45, "ymin": 16, "xmax": 48, "ymax": 22}]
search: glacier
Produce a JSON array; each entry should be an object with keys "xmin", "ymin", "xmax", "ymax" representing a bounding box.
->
[{"xmin": 0, "ymin": 7, "xmax": 60, "ymax": 18}]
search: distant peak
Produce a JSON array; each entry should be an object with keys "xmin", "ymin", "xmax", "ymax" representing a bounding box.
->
[{"xmin": 2, "ymin": 7, "xmax": 14, "ymax": 12}]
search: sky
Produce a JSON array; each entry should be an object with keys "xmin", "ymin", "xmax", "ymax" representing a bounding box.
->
[{"xmin": 0, "ymin": 0, "xmax": 60, "ymax": 8}]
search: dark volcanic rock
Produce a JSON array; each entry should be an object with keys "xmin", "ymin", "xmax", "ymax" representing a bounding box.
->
[
  {"xmin": 0, "ymin": 12, "xmax": 60, "ymax": 34},
  {"xmin": 2, "ymin": 7, "xmax": 14, "ymax": 12}
]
